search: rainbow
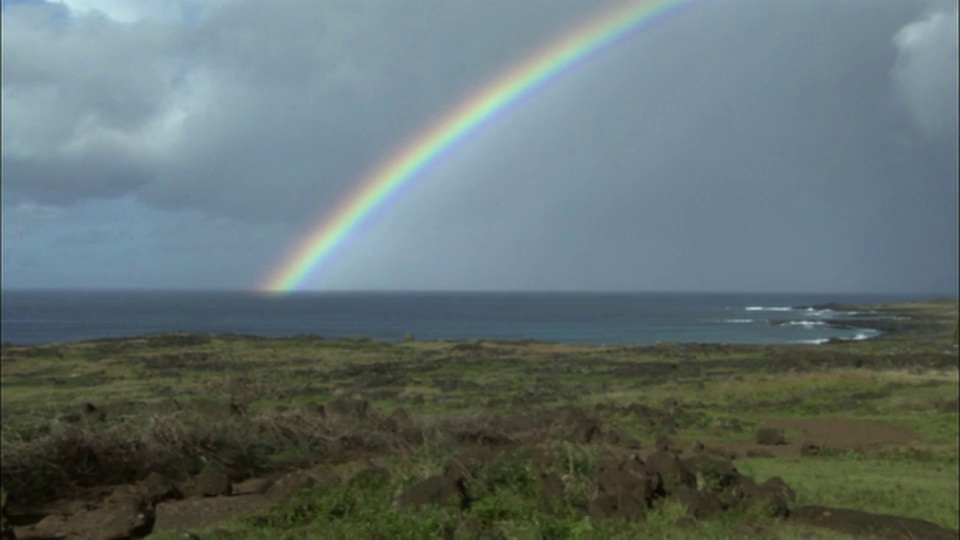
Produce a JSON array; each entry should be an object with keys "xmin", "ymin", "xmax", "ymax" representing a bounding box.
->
[{"xmin": 262, "ymin": 0, "xmax": 700, "ymax": 293}]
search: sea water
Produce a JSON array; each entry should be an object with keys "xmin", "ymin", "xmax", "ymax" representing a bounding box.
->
[{"xmin": 0, "ymin": 290, "xmax": 929, "ymax": 346}]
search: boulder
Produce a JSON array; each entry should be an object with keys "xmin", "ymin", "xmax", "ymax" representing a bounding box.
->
[
  {"xmin": 755, "ymin": 427, "xmax": 786, "ymax": 446},
  {"xmin": 644, "ymin": 451, "xmax": 694, "ymax": 494},
  {"xmin": 193, "ymin": 469, "xmax": 232, "ymax": 497}
]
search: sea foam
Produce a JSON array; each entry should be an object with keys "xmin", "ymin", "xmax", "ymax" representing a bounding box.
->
[
  {"xmin": 795, "ymin": 338, "xmax": 830, "ymax": 345},
  {"xmin": 784, "ymin": 320, "xmax": 826, "ymax": 328}
]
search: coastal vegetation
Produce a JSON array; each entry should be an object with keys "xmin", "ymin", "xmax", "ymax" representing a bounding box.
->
[{"xmin": 1, "ymin": 299, "xmax": 957, "ymax": 539}]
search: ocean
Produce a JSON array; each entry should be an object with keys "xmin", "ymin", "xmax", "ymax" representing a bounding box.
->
[{"xmin": 0, "ymin": 290, "xmax": 930, "ymax": 347}]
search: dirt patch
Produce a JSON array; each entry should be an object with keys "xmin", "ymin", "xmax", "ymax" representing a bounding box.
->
[
  {"xmin": 153, "ymin": 494, "xmax": 271, "ymax": 533},
  {"xmin": 793, "ymin": 505, "xmax": 957, "ymax": 540},
  {"xmin": 705, "ymin": 417, "xmax": 923, "ymax": 459},
  {"xmin": 763, "ymin": 418, "xmax": 920, "ymax": 448}
]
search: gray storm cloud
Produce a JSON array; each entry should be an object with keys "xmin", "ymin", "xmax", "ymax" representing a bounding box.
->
[
  {"xmin": 1, "ymin": 0, "xmax": 599, "ymax": 222},
  {"xmin": 1, "ymin": 0, "xmax": 957, "ymax": 293},
  {"xmin": 891, "ymin": 3, "xmax": 959, "ymax": 140}
]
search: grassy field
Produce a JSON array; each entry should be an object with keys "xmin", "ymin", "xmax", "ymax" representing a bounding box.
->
[{"xmin": 1, "ymin": 299, "xmax": 957, "ymax": 539}]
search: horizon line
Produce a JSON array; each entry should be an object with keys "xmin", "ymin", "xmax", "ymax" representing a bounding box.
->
[{"xmin": 2, "ymin": 287, "xmax": 956, "ymax": 298}]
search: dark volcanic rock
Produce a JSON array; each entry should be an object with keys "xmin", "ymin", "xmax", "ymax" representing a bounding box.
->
[
  {"xmin": 455, "ymin": 430, "xmax": 512, "ymax": 446},
  {"xmin": 590, "ymin": 457, "xmax": 655, "ymax": 520},
  {"xmin": 655, "ymin": 435, "xmax": 678, "ymax": 453},
  {"xmin": 755, "ymin": 427, "xmax": 787, "ymax": 446},
  {"xmin": 349, "ymin": 466, "xmax": 392, "ymax": 489},
  {"xmin": 25, "ymin": 496, "xmax": 154, "ymax": 540},
  {"xmin": 644, "ymin": 451, "xmax": 694, "ymax": 494},
  {"xmin": 138, "ymin": 472, "xmax": 182, "ymax": 505},
  {"xmin": 327, "ymin": 398, "xmax": 370, "ymax": 420},
  {"xmin": 742, "ymin": 476, "xmax": 795, "ymax": 517},
  {"xmin": 89, "ymin": 496, "xmax": 155, "ymax": 539},
  {"xmin": 669, "ymin": 485, "xmax": 723, "ymax": 519},
  {"xmin": 800, "ymin": 441, "xmax": 821, "ymax": 456},
  {"xmin": 394, "ymin": 475, "xmax": 467, "ymax": 510},
  {"xmin": 0, "ymin": 488, "xmax": 12, "ymax": 540},
  {"xmin": 193, "ymin": 469, "xmax": 232, "ymax": 497},
  {"xmin": 266, "ymin": 472, "xmax": 316, "ymax": 501},
  {"xmin": 681, "ymin": 455, "xmax": 739, "ymax": 491}
]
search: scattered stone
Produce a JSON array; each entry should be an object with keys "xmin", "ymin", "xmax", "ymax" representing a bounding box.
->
[
  {"xmin": 658, "ymin": 415, "xmax": 679, "ymax": 435},
  {"xmin": 27, "ymin": 496, "xmax": 155, "ymax": 540},
  {"xmin": 644, "ymin": 451, "xmax": 693, "ymax": 494},
  {"xmin": 670, "ymin": 485, "xmax": 723, "ymax": 519},
  {"xmin": 681, "ymin": 455, "xmax": 738, "ymax": 491},
  {"xmin": 575, "ymin": 420, "xmax": 604, "ymax": 444},
  {"xmin": 157, "ymin": 399, "xmax": 182, "ymax": 413},
  {"xmin": 755, "ymin": 427, "xmax": 787, "ymax": 446},
  {"xmin": 266, "ymin": 472, "xmax": 315, "ymax": 501},
  {"xmin": 0, "ymin": 487, "xmax": 12, "ymax": 540},
  {"xmin": 154, "ymin": 494, "xmax": 272, "ymax": 533},
  {"xmin": 589, "ymin": 457, "xmax": 656, "ymax": 519},
  {"xmin": 390, "ymin": 407, "xmax": 412, "ymax": 426},
  {"xmin": 623, "ymin": 437, "xmax": 643, "ymax": 450},
  {"xmin": 88, "ymin": 496, "xmax": 155, "ymax": 539},
  {"xmin": 456, "ymin": 430, "xmax": 512, "ymax": 446},
  {"xmin": 935, "ymin": 398, "xmax": 958, "ymax": 413},
  {"xmin": 539, "ymin": 472, "xmax": 566, "ymax": 499},
  {"xmin": 338, "ymin": 432, "xmax": 369, "ymax": 451},
  {"xmin": 23, "ymin": 514, "xmax": 70, "ymax": 538},
  {"xmin": 233, "ymin": 477, "xmax": 273, "ymax": 496},
  {"xmin": 394, "ymin": 475, "xmax": 465, "ymax": 510},
  {"xmin": 193, "ymin": 469, "xmax": 232, "ymax": 497},
  {"xmin": 443, "ymin": 459, "xmax": 472, "ymax": 481},
  {"xmin": 743, "ymin": 476, "xmax": 794, "ymax": 517},
  {"xmin": 138, "ymin": 472, "xmax": 182, "ymax": 504},
  {"xmin": 655, "ymin": 435, "xmax": 677, "ymax": 453},
  {"xmin": 800, "ymin": 441, "xmax": 821, "ymax": 457},
  {"xmin": 706, "ymin": 446, "xmax": 737, "ymax": 461},
  {"xmin": 228, "ymin": 402, "xmax": 247, "ymax": 417},
  {"xmin": 690, "ymin": 441, "xmax": 706, "ymax": 454},
  {"xmin": 304, "ymin": 403, "xmax": 326, "ymax": 418},
  {"xmin": 662, "ymin": 397, "xmax": 681, "ymax": 409},
  {"xmin": 327, "ymin": 398, "xmax": 371, "ymax": 420},
  {"xmin": 349, "ymin": 466, "xmax": 391, "ymax": 489}
]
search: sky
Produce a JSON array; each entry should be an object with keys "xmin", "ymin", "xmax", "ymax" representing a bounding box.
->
[{"xmin": 1, "ymin": 0, "xmax": 957, "ymax": 294}]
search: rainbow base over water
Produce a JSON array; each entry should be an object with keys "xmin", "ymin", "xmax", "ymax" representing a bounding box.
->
[{"xmin": 262, "ymin": 0, "xmax": 700, "ymax": 293}]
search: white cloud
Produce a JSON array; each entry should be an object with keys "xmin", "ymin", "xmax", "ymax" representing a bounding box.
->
[
  {"xmin": 50, "ymin": 0, "xmax": 228, "ymax": 24},
  {"xmin": 892, "ymin": 4, "xmax": 959, "ymax": 140}
]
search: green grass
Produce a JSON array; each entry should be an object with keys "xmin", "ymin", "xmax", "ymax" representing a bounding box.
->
[
  {"xmin": 146, "ymin": 453, "xmax": 852, "ymax": 540},
  {"xmin": 737, "ymin": 455, "xmax": 960, "ymax": 530},
  {"xmin": 3, "ymin": 300, "xmax": 958, "ymax": 539}
]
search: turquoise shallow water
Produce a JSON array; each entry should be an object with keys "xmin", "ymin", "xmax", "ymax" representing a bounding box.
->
[{"xmin": 0, "ymin": 290, "xmax": 928, "ymax": 346}]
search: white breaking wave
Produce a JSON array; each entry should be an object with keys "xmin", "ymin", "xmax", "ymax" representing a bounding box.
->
[
  {"xmin": 784, "ymin": 320, "xmax": 826, "ymax": 328},
  {"xmin": 722, "ymin": 319, "xmax": 755, "ymax": 324},
  {"xmin": 745, "ymin": 306, "xmax": 793, "ymax": 312},
  {"xmin": 795, "ymin": 338, "xmax": 829, "ymax": 345}
]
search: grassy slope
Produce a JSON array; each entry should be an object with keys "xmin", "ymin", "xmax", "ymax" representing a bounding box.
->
[{"xmin": 1, "ymin": 300, "xmax": 957, "ymax": 539}]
